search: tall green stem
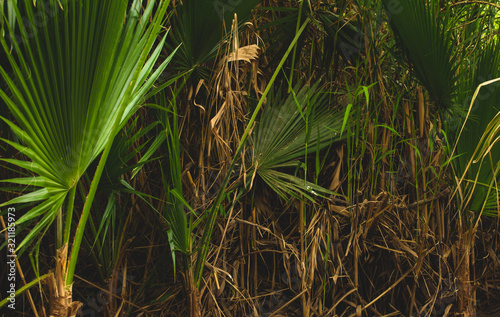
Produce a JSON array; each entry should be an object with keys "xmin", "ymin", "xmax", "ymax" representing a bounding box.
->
[
  {"xmin": 288, "ymin": 0, "xmax": 305, "ymax": 92},
  {"xmin": 66, "ymin": 139, "xmax": 115, "ymax": 285},
  {"xmin": 63, "ymin": 184, "xmax": 77, "ymax": 246}
]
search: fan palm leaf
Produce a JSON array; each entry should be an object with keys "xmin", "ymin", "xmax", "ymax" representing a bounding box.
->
[
  {"xmin": 315, "ymin": 7, "xmax": 364, "ymax": 65},
  {"xmin": 382, "ymin": 0, "xmax": 500, "ymax": 216},
  {"xmin": 381, "ymin": 0, "xmax": 459, "ymax": 112},
  {"xmin": 453, "ymin": 40, "xmax": 500, "ymax": 215},
  {"xmin": 0, "ymin": 0, "xmax": 174, "ymax": 255},
  {"xmin": 248, "ymin": 82, "xmax": 348, "ymax": 200}
]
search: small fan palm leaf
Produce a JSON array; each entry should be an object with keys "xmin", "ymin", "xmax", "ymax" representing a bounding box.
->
[{"xmin": 249, "ymin": 82, "xmax": 348, "ymax": 200}]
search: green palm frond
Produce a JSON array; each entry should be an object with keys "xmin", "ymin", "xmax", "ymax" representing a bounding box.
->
[
  {"xmin": 455, "ymin": 99, "xmax": 500, "ymax": 216},
  {"xmin": 0, "ymin": 0, "xmax": 174, "ymax": 253},
  {"xmin": 101, "ymin": 118, "xmax": 161, "ymax": 191},
  {"xmin": 248, "ymin": 82, "xmax": 348, "ymax": 200},
  {"xmin": 315, "ymin": 7, "xmax": 364, "ymax": 64},
  {"xmin": 0, "ymin": 0, "xmax": 17, "ymax": 32},
  {"xmin": 382, "ymin": 0, "xmax": 459, "ymax": 112},
  {"xmin": 146, "ymin": 90, "xmax": 192, "ymax": 276},
  {"xmin": 382, "ymin": 0, "xmax": 499, "ymax": 217},
  {"xmin": 453, "ymin": 40, "xmax": 500, "ymax": 215},
  {"xmin": 162, "ymin": 95, "xmax": 190, "ymax": 259}
]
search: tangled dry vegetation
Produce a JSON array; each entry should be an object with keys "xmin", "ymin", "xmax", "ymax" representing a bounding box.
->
[{"xmin": 1, "ymin": 0, "xmax": 500, "ymax": 316}]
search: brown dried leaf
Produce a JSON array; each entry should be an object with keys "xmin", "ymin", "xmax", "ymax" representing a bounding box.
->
[{"xmin": 227, "ymin": 44, "xmax": 260, "ymax": 63}]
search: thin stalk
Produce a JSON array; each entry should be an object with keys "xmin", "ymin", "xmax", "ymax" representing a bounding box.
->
[
  {"xmin": 56, "ymin": 206, "xmax": 62, "ymax": 250},
  {"xmin": 288, "ymin": 0, "xmax": 305, "ymax": 92},
  {"xmin": 63, "ymin": 184, "xmax": 77, "ymax": 246},
  {"xmin": 321, "ymin": 232, "xmax": 331, "ymax": 313},
  {"xmin": 299, "ymin": 198, "xmax": 309, "ymax": 317},
  {"xmin": 458, "ymin": 219, "xmax": 473, "ymax": 316},
  {"xmin": 252, "ymin": 208, "xmax": 258, "ymax": 294},
  {"xmin": 66, "ymin": 137, "xmax": 115, "ymax": 286},
  {"xmin": 187, "ymin": 266, "xmax": 201, "ymax": 317}
]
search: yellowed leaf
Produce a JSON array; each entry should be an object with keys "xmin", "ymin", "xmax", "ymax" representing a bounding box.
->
[{"xmin": 227, "ymin": 44, "xmax": 260, "ymax": 63}]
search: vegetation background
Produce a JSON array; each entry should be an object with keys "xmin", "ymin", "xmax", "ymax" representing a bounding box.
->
[{"xmin": 0, "ymin": 0, "xmax": 499, "ymax": 316}]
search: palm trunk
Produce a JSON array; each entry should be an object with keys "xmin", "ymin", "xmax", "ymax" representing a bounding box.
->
[
  {"xmin": 187, "ymin": 267, "xmax": 201, "ymax": 317},
  {"xmin": 47, "ymin": 244, "xmax": 82, "ymax": 317}
]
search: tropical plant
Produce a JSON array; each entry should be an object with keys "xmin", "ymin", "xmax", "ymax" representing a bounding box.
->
[
  {"xmin": 146, "ymin": 88, "xmax": 200, "ymax": 316},
  {"xmin": 247, "ymin": 81, "xmax": 348, "ymax": 200},
  {"xmin": 244, "ymin": 80, "xmax": 352, "ymax": 316},
  {"xmin": 382, "ymin": 0, "xmax": 459, "ymax": 113},
  {"xmin": 453, "ymin": 39, "xmax": 500, "ymax": 217},
  {"xmin": 0, "ymin": 0, "xmax": 174, "ymax": 313},
  {"xmin": 381, "ymin": 0, "xmax": 500, "ymax": 315},
  {"xmin": 382, "ymin": 0, "xmax": 500, "ymax": 214},
  {"xmin": 1, "ymin": 1, "xmax": 499, "ymax": 316},
  {"xmin": 80, "ymin": 117, "xmax": 162, "ymax": 283}
]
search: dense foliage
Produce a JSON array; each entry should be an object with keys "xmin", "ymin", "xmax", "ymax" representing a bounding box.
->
[{"xmin": 0, "ymin": 0, "xmax": 499, "ymax": 316}]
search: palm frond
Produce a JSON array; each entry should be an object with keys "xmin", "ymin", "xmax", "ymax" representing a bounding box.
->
[
  {"xmin": 453, "ymin": 40, "xmax": 500, "ymax": 215},
  {"xmin": 249, "ymin": 81, "xmax": 348, "ymax": 200},
  {"xmin": 0, "ymin": 0, "xmax": 173, "ymax": 253},
  {"xmin": 382, "ymin": 0, "xmax": 459, "ymax": 112}
]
